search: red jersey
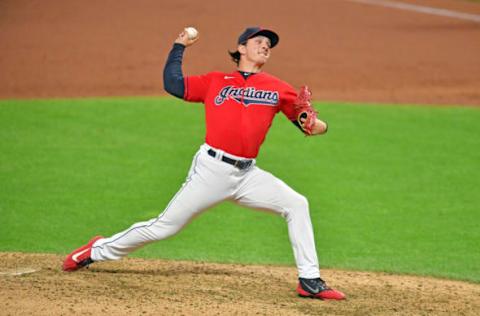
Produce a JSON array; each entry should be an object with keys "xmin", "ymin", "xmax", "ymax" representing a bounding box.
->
[{"xmin": 184, "ymin": 71, "xmax": 297, "ymax": 158}]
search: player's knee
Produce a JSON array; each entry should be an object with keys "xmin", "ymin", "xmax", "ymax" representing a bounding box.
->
[
  {"xmin": 285, "ymin": 193, "xmax": 310, "ymax": 216},
  {"xmin": 297, "ymin": 194, "xmax": 310, "ymax": 213}
]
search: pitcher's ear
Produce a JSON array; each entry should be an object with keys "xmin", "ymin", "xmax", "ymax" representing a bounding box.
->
[{"xmin": 238, "ymin": 44, "xmax": 247, "ymax": 55}]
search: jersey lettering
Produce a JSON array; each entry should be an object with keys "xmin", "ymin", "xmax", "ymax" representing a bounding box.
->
[{"xmin": 214, "ymin": 86, "xmax": 279, "ymax": 107}]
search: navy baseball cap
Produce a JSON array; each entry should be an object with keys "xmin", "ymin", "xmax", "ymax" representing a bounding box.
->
[{"xmin": 237, "ymin": 27, "xmax": 279, "ymax": 48}]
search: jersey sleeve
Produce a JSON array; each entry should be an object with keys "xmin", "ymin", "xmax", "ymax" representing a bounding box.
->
[
  {"xmin": 163, "ymin": 43, "xmax": 186, "ymax": 99},
  {"xmin": 184, "ymin": 73, "xmax": 213, "ymax": 102},
  {"xmin": 278, "ymin": 84, "xmax": 298, "ymax": 121}
]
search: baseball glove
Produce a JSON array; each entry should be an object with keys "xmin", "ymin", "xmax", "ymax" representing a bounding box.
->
[{"xmin": 293, "ymin": 86, "xmax": 318, "ymax": 135}]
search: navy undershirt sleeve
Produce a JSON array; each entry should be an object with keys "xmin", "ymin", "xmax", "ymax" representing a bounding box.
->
[{"xmin": 163, "ymin": 43, "xmax": 186, "ymax": 99}]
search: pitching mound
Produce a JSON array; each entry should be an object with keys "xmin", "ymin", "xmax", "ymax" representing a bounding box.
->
[{"xmin": 1, "ymin": 253, "xmax": 479, "ymax": 315}]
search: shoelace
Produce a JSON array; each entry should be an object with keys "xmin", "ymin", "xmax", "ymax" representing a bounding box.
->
[{"xmin": 300, "ymin": 277, "xmax": 331, "ymax": 293}]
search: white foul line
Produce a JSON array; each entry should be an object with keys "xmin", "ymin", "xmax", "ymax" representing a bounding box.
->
[{"xmin": 348, "ymin": 0, "xmax": 480, "ymax": 23}]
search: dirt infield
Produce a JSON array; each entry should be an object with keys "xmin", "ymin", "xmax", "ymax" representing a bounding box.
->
[
  {"xmin": 1, "ymin": 0, "xmax": 480, "ymax": 105},
  {"xmin": 1, "ymin": 252, "xmax": 479, "ymax": 315}
]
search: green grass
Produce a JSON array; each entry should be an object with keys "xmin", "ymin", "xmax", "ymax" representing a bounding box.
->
[{"xmin": 1, "ymin": 97, "xmax": 479, "ymax": 283}]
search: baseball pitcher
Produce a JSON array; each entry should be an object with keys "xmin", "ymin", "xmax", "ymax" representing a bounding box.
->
[{"xmin": 63, "ymin": 27, "xmax": 345, "ymax": 300}]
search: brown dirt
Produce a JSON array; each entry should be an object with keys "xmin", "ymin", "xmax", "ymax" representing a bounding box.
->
[
  {"xmin": 1, "ymin": 252, "xmax": 479, "ymax": 316},
  {"xmin": 1, "ymin": 0, "xmax": 480, "ymax": 105}
]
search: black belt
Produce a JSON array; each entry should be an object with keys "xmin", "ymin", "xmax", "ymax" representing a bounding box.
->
[{"xmin": 207, "ymin": 149, "xmax": 253, "ymax": 170}]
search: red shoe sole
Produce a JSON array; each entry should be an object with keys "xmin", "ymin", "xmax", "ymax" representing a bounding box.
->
[{"xmin": 296, "ymin": 283, "xmax": 346, "ymax": 300}]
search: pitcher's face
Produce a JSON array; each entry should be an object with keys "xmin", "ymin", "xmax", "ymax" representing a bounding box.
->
[{"xmin": 239, "ymin": 36, "xmax": 271, "ymax": 66}]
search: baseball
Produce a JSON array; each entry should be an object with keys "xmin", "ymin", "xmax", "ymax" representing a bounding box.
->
[{"xmin": 185, "ymin": 27, "xmax": 199, "ymax": 40}]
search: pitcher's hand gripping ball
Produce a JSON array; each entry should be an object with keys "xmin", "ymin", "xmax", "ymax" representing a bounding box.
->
[
  {"xmin": 294, "ymin": 86, "xmax": 318, "ymax": 135},
  {"xmin": 176, "ymin": 27, "xmax": 200, "ymax": 47}
]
